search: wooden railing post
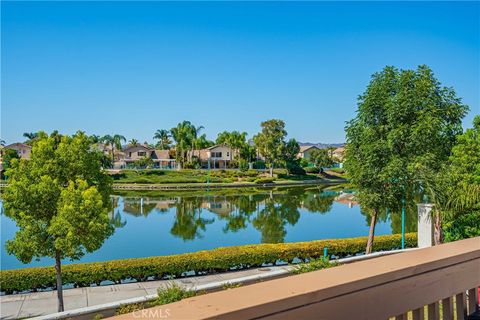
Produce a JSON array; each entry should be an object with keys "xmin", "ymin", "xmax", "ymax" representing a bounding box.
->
[
  {"xmin": 455, "ymin": 292, "xmax": 467, "ymax": 320},
  {"xmin": 427, "ymin": 302, "xmax": 440, "ymax": 320},
  {"xmin": 468, "ymin": 288, "xmax": 479, "ymax": 316},
  {"xmin": 442, "ymin": 297, "xmax": 453, "ymax": 320}
]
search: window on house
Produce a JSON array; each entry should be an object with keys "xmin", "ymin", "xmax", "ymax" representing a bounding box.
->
[
  {"xmin": 129, "ymin": 152, "xmax": 132, "ymax": 157},
  {"xmin": 227, "ymin": 152, "xmax": 229, "ymax": 157},
  {"xmin": 211, "ymin": 152, "xmax": 222, "ymax": 158},
  {"xmin": 138, "ymin": 151, "xmax": 146, "ymax": 157}
]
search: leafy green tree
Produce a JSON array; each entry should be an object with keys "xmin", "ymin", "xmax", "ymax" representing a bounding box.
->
[
  {"xmin": 3, "ymin": 131, "xmax": 113, "ymax": 312},
  {"xmin": 421, "ymin": 116, "xmax": 480, "ymax": 243},
  {"xmin": 254, "ymin": 119, "xmax": 288, "ymax": 177},
  {"xmin": 133, "ymin": 156, "xmax": 155, "ymax": 169},
  {"xmin": 345, "ymin": 65, "xmax": 467, "ymax": 253},
  {"xmin": 154, "ymin": 129, "xmax": 172, "ymax": 150},
  {"xmin": 1, "ymin": 148, "xmax": 20, "ymax": 174},
  {"xmin": 309, "ymin": 149, "xmax": 334, "ymax": 172},
  {"xmin": 283, "ymin": 139, "xmax": 303, "ymax": 175}
]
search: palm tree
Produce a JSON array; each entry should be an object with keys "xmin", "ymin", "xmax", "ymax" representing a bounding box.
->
[
  {"xmin": 89, "ymin": 134, "xmax": 101, "ymax": 144},
  {"xmin": 23, "ymin": 132, "xmax": 39, "ymax": 144},
  {"xmin": 101, "ymin": 134, "xmax": 126, "ymax": 165},
  {"xmin": 171, "ymin": 122, "xmax": 192, "ymax": 168},
  {"xmin": 128, "ymin": 139, "xmax": 138, "ymax": 146},
  {"xmin": 153, "ymin": 129, "xmax": 171, "ymax": 149},
  {"xmin": 190, "ymin": 125, "xmax": 205, "ymax": 160},
  {"xmin": 216, "ymin": 131, "xmax": 248, "ymax": 161},
  {"xmin": 0, "ymin": 139, "xmax": 5, "ymax": 146}
]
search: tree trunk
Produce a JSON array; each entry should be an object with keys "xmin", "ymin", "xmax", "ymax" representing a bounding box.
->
[
  {"xmin": 55, "ymin": 250, "xmax": 64, "ymax": 312},
  {"xmin": 433, "ymin": 211, "xmax": 443, "ymax": 245},
  {"xmin": 365, "ymin": 209, "xmax": 378, "ymax": 254},
  {"xmin": 270, "ymin": 162, "xmax": 274, "ymax": 177}
]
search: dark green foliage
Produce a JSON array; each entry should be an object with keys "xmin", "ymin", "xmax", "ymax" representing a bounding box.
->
[
  {"xmin": 286, "ymin": 163, "xmax": 306, "ymax": 175},
  {"xmin": 0, "ymin": 233, "xmax": 416, "ymax": 293},
  {"xmin": 304, "ymin": 167, "xmax": 320, "ymax": 174},
  {"xmin": 1, "ymin": 148, "xmax": 20, "ymax": 174}
]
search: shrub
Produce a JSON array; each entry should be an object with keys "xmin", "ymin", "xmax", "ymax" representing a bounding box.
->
[
  {"xmin": 155, "ymin": 282, "xmax": 195, "ymax": 305},
  {"xmin": 116, "ymin": 283, "xmax": 196, "ymax": 315},
  {"xmin": 254, "ymin": 160, "xmax": 266, "ymax": 169},
  {"xmin": 254, "ymin": 177, "xmax": 275, "ymax": 184},
  {"xmin": 291, "ymin": 258, "xmax": 338, "ymax": 275},
  {"xmin": 0, "ymin": 233, "xmax": 416, "ymax": 294},
  {"xmin": 299, "ymin": 158, "xmax": 309, "ymax": 168},
  {"xmin": 305, "ymin": 167, "xmax": 320, "ymax": 174},
  {"xmin": 238, "ymin": 159, "xmax": 249, "ymax": 172},
  {"xmin": 286, "ymin": 163, "xmax": 306, "ymax": 175}
]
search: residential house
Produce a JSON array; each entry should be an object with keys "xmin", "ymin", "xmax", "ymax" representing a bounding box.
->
[
  {"xmin": 4, "ymin": 143, "xmax": 32, "ymax": 159},
  {"xmin": 117, "ymin": 144, "xmax": 176, "ymax": 169},
  {"xmin": 331, "ymin": 147, "xmax": 345, "ymax": 167},
  {"xmin": 297, "ymin": 145, "xmax": 321, "ymax": 161}
]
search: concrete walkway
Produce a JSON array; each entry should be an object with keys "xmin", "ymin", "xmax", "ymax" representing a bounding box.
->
[{"xmin": 0, "ymin": 266, "xmax": 292, "ymax": 319}]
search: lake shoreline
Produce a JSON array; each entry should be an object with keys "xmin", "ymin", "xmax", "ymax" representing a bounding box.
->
[{"xmin": 112, "ymin": 179, "xmax": 347, "ymax": 191}]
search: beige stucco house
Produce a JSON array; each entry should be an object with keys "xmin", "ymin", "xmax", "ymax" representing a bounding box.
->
[
  {"xmin": 4, "ymin": 143, "xmax": 32, "ymax": 159},
  {"xmin": 297, "ymin": 145, "xmax": 320, "ymax": 161},
  {"xmin": 116, "ymin": 144, "xmax": 176, "ymax": 169}
]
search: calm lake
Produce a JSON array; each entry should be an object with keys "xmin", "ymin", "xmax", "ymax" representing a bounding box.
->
[{"xmin": 1, "ymin": 186, "xmax": 417, "ymax": 270}]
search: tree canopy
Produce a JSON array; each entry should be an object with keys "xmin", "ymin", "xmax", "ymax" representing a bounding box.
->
[
  {"xmin": 3, "ymin": 131, "xmax": 114, "ymax": 311},
  {"xmin": 345, "ymin": 65, "xmax": 468, "ymax": 252}
]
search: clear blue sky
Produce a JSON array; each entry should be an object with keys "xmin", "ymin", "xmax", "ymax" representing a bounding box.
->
[{"xmin": 1, "ymin": 1, "xmax": 479, "ymax": 144}]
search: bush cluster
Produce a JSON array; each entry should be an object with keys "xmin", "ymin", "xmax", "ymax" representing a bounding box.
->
[
  {"xmin": 304, "ymin": 167, "xmax": 320, "ymax": 174},
  {"xmin": 0, "ymin": 233, "xmax": 416, "ymax": 294}
]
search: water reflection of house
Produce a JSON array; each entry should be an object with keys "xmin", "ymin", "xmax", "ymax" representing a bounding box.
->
[
  {"xmin": 122, "ymin": 197, "xmax": 177, "ymax": 215},
  {"xmin": 201, "ymin": 200, "xmax": 234, "ymax": 215},
  {"xmin": 334, "ymin": 192, "xmax": 358, "ymax": 208}
]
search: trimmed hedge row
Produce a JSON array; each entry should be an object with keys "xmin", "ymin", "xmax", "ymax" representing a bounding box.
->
[{"xmin": 0, "ymin": 233, "xmax": 416, "ymax": 294}]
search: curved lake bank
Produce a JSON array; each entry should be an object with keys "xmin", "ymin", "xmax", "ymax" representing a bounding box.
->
[{"xmin": 1, "ymin": 186, "xmax": 416, "ymax": 270}]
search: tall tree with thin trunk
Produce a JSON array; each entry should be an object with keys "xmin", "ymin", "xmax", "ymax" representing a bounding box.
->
[
  {"xmin": 170, "ymin": 121, "xmax": 194, "ymax": 168},
  {"xmin": 345, "ymin": 65, "xmax": 468, "ymax": 253},
  {"xmin": 253, "ymin": 119, "xmax": 287, "ymax": 177},
  {"xmin": 3, "ymin": 131, "xmax": 113, "ymax": 312}
]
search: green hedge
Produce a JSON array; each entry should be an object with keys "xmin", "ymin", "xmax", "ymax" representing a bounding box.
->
[{"xmin": 0, "ymin": 233, "xmax": 416, "ymax": 294}]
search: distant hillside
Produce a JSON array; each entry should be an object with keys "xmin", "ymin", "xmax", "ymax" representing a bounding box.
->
[{"xmin": 299, "ymin": 142, "xmax": 345, "ymax": 149}]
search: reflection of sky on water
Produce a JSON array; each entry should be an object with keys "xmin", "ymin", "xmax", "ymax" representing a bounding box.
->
[{"xmin": 1, "ymin": 188, "xmax": 416, "ymax": 270}]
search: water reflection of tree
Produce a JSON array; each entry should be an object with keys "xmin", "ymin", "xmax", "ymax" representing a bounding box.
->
[
  {"xmin": 171, "ymin": 197, "xmax": 214, "ymax": 241},
  {"xmin": 252, "ymin": 192, "xmax": 301, "ymax": 243},
  {"xmin": 219, "ymin": 194, "xmax": 268, "ymax": 233},
  {"xmin": 109, "ymin": 197, "xmax": 126, "ymax": 228},
  {"xmin": 302, "ymin": 191, "xmax": 336, "ymax": 213},
  {"xmin": 110, "ymin": 211, "xmax": 127, "ymax": 228},
  {"xmin": 388, "ymin": 196, "xmax": 418, "ymax": 234}
]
